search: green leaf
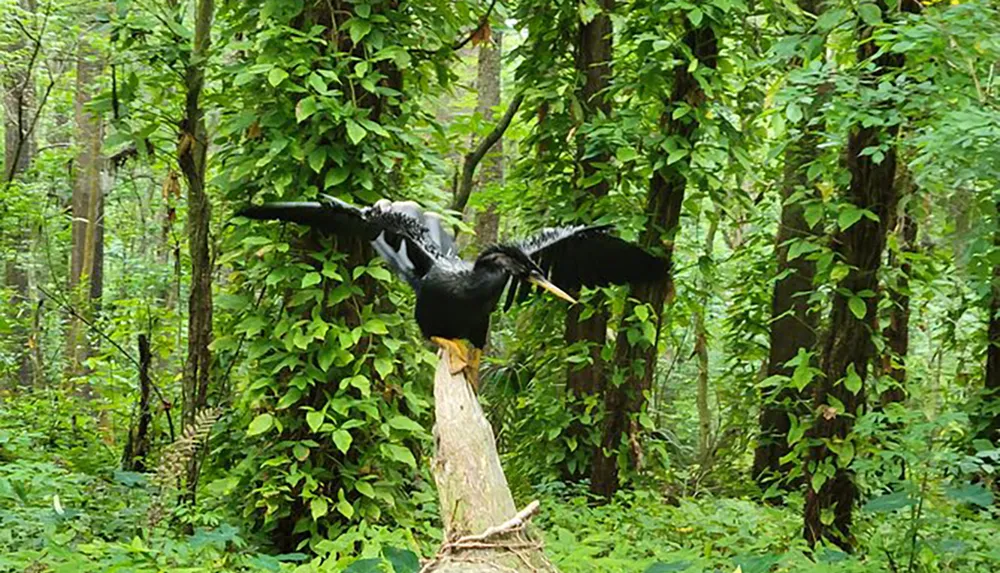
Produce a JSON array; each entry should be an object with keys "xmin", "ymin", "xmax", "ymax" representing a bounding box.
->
[
  {"xmin": 310, "ymin": 497, "xmax": 328, "ymax": 520},
  {"xmin": 319, "ymin": 345, "xmax": 337, "ymax": 371},
  {"xmin": 383, "ymin": 443, "xmax": 416, "ymax": 468},
  {"xmin": 306, "ymin": 411, "xmax": 325, "ymax": 432},
  {"xmin": 325, "ymin": 167, "xmax": 350, "ymax": 189},
  {"xmin": 616, "ymin": 147, "xmax": 639, "ymax": 163},
  {"xmin": 308, "ymin": 72, "xmax": 327, "ymax": 93},
  {"xmin": 349, "ymin": 19, "xmax": 372, "ymax": 45},
  {"xmin": 830, "ymin": 263, "xmax": 850, "ymax": 283},
  {"xmin": 308, "ymin": 147, "xmax": 326, "ymax": 173},
  {"xmin": 804, "ymin": 203, "xmax": 824, "ymax": 228},
  {"xmin": 293, "ymin": 443, "xmax": 309, "ymax": 461},
  {"xmin": 355, "ymin": 481, "xmax": 376, "ymax": 498},
  {"xmin": 337, "ymin": 496, "xmax": 355, "ymax": 518},
  {"xmin": 858, "ymin": 3, "xmax": 882, "ymax": 25},
  {"xmin": 844, "ymin": 364, "xmax": 863, "ymax": 394},
  {"xmin": 333, "ymin": 429, "xmax": 353, "ymax": 453},
  {"xmin": 388, "ymin": 415, "xmax": 423, "ymax": 433},
  {"xmin": 375, "ymin": 357, "xmax": 394, "ymax": 379},
  {"xmin": 205, "ymin": 476, "xmax": 239, "ymax": 495},
  {"xmin": 385, "ymin": 547, "xmax": 419, "ymax": 573},
  {"xmin": 276, "ymin": 387, "xmax": 302, "ymax": 410},
  {"xmin": 787, "ymin": 414, "xmax": 805, "ymax": 445},
  {"xmin": 838, "ymin": 206, "xmax": 864, "ymax": 231},
  {"xmin": 349, "ymin": 375, "xmax": 371, "ymax": 397},
  {"xmin": 346, "ymin": 120, "xmax": 367, "ymax": 145},
  {"xmin": 578, "ymin": 0, "xmax": 600, "ymax": 24},
  {"xmin": 786, "ymin": 101, "xmax": 803, "ymax": 123},
  {"xmin": 296, "ymin": 96, "xmax": 317, "ymax": 123},
  {"xmin": 363, "ymin": 319, "xmax": 388, "ymax": 335},
  {"xmin": 687, "ymin": 7, "xmax": 703, "ymax": 26},
  {"xmin": 302, "ymin": 272, "xmax": 322, "ymax": 288},
  {"xmin": 848, "ymin": 296, "xmax": 866, "ymax": 320},
  {"xmin": 945, "ymin": 484, "xmax": 994, "ymax": 508},
  {"xmin": 367, "ymin": 266, "xmax": 392, "ymax": 281},
  {"xmin": 667, "ymin": 148, "xmax": 689, "ymax": 165},
  {"xmin": 863, "ymin": 491, "xmax": 914, "ymax": 513},
  {"xmin": 344, "ymin": 558, "xmax": 380, "ymax": 573},
  {"xmin": 788, "ymin": 239, "xmax": 820, "ymax": 261},
  {"xmin": 247, "ymin": 413, "xmax": 274, "ymax": 436},
  {"xmin": 634, "ymin": 305, "xmax": 650, "ymax": 322},
  {"xmin": 810, "ymin": 472, "xmax": 827, "ymax": 493},
  {"xmin": 267, "ymin": 68, "xmax": 289, "ymax": 87}
]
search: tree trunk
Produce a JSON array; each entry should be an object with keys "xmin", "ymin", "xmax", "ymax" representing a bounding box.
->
[
  {"xmin": 752, "ymin": 0, "xmax": 825, "ymax": 495},
  {"xmin": 178, "ymin": 0, "xmax": 215, "ymax": 428},
  {"xmin": 124, "ymin": 334, "xmax": 153, "ymax": 471},
  {"xmin": 66, "ymin": 43, "xmax": 105, "ymax": 385},
  {"xmin": 696, "ymin": 216, "xmax": 718, "ymax": 467},
  {"xmin": 425, "ymin": 350, "xmax": 557, "ymax": 573},
  {"xmin": 803, "ymin": 0, "xmax": 919, "ymax": 549},
  {"xmin": 881, "ymin": 164, "xmax": 917, "ymax": 407},
  {"xmin": 983, "ymin": 200, "xmax": 1000, "ymax": 443},
  {"xmin": 3, "ymin": 0, "xmax": 37, "ymax": 388},
  {"xmin": 562, "ymin": 0, "xmax": 613, "ymax": 482},
  {"xmin": 752, "ymin": 116, "xmax": 821, "ymax": 493},
  {"xmin": 472, "ymin": 31, "xmax": 503, "ymax": 251},
  {"xmin": 591, "ymin": 24, "xmax": 717, "ymax": 499}
]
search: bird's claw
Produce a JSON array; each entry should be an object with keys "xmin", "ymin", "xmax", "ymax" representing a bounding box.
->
[{"xmin": 430, "ymin": 337, "xmax": 481, "ymax": 392}]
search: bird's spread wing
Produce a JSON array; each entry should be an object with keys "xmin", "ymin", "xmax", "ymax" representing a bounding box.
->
[
  {"xmin": 503, "ymin": 225, "xmax": 668, "ymax": 310},
  {"xmin": 237, "ymin": 196, "xmax": 456, "ymax": 290}
]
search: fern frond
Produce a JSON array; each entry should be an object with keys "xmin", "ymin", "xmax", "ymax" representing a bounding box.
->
[{"xmin": 153, "ymin": 407, "xmax": 222, "ymax": 490}]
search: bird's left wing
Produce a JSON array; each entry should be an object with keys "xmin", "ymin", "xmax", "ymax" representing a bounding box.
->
[{"xmin": 504, "ymin": 225, "xmax": 668, "ymax": 310}]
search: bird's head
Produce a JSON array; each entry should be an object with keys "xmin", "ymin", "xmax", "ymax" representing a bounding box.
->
[{"xmin": 475, "ymin": 245, "xmax": 577, "ymax": 304}]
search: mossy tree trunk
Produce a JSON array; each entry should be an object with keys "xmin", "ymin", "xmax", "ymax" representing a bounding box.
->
[
  {"xmin": 752, "ymin": 0, "xmax": 824, "ymax": 497},
  {"xmin": 562, "ymin": 0, "xmax": 613, "ymax": 483},
  {"xmin": 593, "ymin": 22, "xmax": 718, "ymax": 499},
  {"xmin": 803, "ymin": 0, "xmax": 920, "ymax": 549}
]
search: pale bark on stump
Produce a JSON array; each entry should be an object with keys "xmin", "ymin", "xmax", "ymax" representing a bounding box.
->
[{"xmin": 428, "ymin": 350, "xmax": 557, "ymax": 572}]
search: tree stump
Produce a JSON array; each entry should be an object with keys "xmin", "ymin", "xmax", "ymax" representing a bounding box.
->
[{"xmin": 423, "ymin": 348, "xmax": 558, "ymax": 573}]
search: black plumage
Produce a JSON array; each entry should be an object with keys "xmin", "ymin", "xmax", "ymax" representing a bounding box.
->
[{"xmin": 238, "ymin": 195, "xmax": 667, "ymax": 368}]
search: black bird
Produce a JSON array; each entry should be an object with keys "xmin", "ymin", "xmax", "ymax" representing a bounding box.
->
[{"xmin": 238, "ymin": 195, "xmax": 667, "ymax": 387}]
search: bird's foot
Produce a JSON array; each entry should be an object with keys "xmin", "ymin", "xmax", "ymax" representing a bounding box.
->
[
  {"xmin": 430, "ymin": 337, "xmax": 481, "ymax": 392},
  {"xmin": 430, "ymin": 337, "xmax": 469, "ymax": 373}
]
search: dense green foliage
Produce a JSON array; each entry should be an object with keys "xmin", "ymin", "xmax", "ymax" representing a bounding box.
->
[{"xmin": 3, "ymin": 0, "xmax": 1000, "ymax": 570}]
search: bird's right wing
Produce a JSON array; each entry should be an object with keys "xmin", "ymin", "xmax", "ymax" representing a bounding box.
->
[
  {"xmin": 237, "ymin": 195, "xmax": 452, "ymax": 290},
  {"xmin": 238, "ymin": 195, "xmax": 373, "ymax": 237}
]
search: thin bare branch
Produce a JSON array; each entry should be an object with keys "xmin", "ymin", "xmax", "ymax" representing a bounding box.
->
[{"xmin": 451, "ymin": 93, "xmax": 524, "ymax": 213}]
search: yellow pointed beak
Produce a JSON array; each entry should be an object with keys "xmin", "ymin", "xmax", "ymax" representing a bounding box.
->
[{"xmin": 528, "ymin": 273, "xmax": 577, "ymax": 304}]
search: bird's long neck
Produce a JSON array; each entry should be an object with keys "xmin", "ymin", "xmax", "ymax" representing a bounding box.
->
[{"xmin": 467, "ymin": 265, "xmax": 510, "ymax": 302}]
